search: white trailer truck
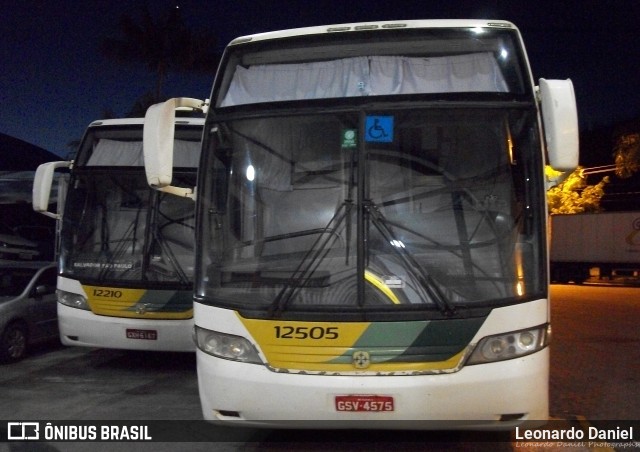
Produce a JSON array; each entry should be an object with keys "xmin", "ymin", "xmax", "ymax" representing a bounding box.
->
[{"xmin": 550, "ymin": 211, "xmax": 640, "ymax": 283}]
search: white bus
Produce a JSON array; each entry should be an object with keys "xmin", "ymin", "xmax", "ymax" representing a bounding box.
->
[
  {"xmin": 33, "ymin": 117, "xmax": 203, "ymax": 351},
  {"xmin": 142, "ymin": 20, "xmax": 578, "ymax": 427}
]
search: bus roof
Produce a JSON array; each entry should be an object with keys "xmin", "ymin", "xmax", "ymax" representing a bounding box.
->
[{"xmin": 228, "ymin": 19, "xmax": 517, "ymax": 46}]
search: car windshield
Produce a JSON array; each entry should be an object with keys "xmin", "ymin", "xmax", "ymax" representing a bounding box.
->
[
  {"xmin": 0, "ymin": 267, "xmax": 39, "ymax": 297},
  {"xmin": 197, "ymin": 105, "xmax": 545, "ymax": 316}
]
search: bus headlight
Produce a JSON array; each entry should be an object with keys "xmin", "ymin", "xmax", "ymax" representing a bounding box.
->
[
  {"xmin": 466, "ymin": 324, "xmax": 550, "ymax": 365},
  {"xmin": 194, "ymin": 326, "xmax": 263, "ymax": 364},
  {"xmin": 57, "ymin": 290, "xmax": 90, "ymax": 310}
]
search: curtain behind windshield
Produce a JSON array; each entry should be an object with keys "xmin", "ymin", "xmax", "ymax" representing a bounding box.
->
[
  {"xmin": 87, "ymin": 139, "xmax": 200, "ymax": 167},
  {"xmin": 221, "ymin": 53, "xmax": 507, "ymax": 106}
]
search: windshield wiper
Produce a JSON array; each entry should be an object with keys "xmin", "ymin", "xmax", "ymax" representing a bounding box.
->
[
  {"xmin": 143, "ymin": 191, "xmax": 191, "ymax": 287},
  {"xmin": 96, "ymin": 178, "xmax": 143, "ymax": 280},
  {"xmin": 364, "ymin": 200, "xmax": 457, "ymax": 315},
  {"xmin": 268, "ymin": 199, "xmax": 353, "ymax": 316},
  {"xmin": 269, "ymin": 139, "xmax": 357, "ymax": 316}
]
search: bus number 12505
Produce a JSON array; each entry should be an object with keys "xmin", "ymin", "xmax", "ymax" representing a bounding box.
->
[{"xmin": 274, "ymin": 326, "xmax": 339, "ymax": 340}]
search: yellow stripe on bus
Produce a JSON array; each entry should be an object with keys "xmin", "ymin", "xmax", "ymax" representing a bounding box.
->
[
  {"xmin": 238, "ymin": 315, "xmax": 469, "ymax": 373},
  {"xmin": 83, "ymin": 285, "xmax": 193, "ymax": 319}
]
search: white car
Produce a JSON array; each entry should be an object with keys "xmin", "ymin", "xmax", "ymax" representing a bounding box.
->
[{"xmin": 0, "ymin": 263, "xmax": 58, "ymax": 362}]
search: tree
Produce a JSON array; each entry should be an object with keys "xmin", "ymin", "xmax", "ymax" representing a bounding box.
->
[
  {"xmin": 546, "ymin": 166, "xmax": 609, "ymax": 215},
  {"xmin": 613, "ymin": 132, "xmax": 640, "ymax": 178},
  {"xmin": 100, "ymin": 6, "xmax": 219, "ymax": 115}
]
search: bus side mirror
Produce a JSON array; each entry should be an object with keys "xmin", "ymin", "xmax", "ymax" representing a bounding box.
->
[
  {"xmin": 538, "ymin": 79, "xmax": 579, "ymax": 172},
  {"xmin": 32, "ymin": 161, "xmax": 71, "ymax": 220},
  {"xmin": 143, "ymin": 97, "xmax": 207, "ymax": 199}
]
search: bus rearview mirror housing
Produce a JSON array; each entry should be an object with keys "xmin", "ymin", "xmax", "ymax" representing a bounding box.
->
[
  {"xmin": 32, "ymin": 161, "xmax": 71, "ymax": 220},
  {"xmin": 143, "ymin": 97, "xmax": 206, "ymax": 198},
  {"xmin": 538, "ymin": 79, "xmax": 579, "ymax": 172}
]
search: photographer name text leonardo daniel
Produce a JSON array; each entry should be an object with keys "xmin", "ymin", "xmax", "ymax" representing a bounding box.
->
[{"xmin": 515, "ymin": 426, "xmax": 633, "ymax": 441}]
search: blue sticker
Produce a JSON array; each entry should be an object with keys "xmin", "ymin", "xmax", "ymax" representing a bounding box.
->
[{"xmin": 365, "ymin": 116, "xmax": 394, "ymax": 143}]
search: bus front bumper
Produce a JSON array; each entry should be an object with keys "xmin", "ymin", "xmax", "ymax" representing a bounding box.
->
[
  {"xmin": 58, "ymin": 303, "xmax": 195, "ymax": 352},
  {"xmin": 196, "ymin": 347, "xmax": 549, "ymax": 430}
]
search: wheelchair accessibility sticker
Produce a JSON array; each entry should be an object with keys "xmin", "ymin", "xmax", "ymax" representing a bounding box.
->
[{"xmin": 365, "ymin": 116, "xmax": 394, "ymax": 143}]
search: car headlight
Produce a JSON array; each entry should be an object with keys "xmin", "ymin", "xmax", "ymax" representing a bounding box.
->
[
  {"xmin": 194, "ymin": 326, "xmax": 263, "ymax": 364},
  {"xmin": 466, "ymin": 324, "xmax": 550, "ymax": 365},
  {"xmin": 57, "ymin": 289, "xmax": 90, "ymax": 310}
]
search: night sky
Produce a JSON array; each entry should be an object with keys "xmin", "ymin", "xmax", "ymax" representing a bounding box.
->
[{"xmin": 2, "ymin": 0, "xmax": 639, "ymax": 159}]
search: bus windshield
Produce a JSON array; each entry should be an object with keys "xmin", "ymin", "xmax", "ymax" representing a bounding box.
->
[
  {"xmin": 198, "ymin": 105, "xmax": 545, "ymax": 317},
  {"xmin": 60, "ymin": 124, "xmax": 201, "ymax": 288}
]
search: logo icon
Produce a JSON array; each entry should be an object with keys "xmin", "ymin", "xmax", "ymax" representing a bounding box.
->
[
  {"xmin": 7, "ymin": 422, "xmax": 40, "ymax": 440},
  {"xmin": 352, "ymin": 351, "xmax": 371, "ymax": 369},
  {"xmin": 626, "ymin": 217, "xmax": 640, "ymax": 247},
  {"xmin": 342, "ymin": 129, "xmax": 357, "ymax": 149}
]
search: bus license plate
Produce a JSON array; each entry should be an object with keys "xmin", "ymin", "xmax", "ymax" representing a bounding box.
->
[
  {"xmin": 335, "ymin": 395, "xmax": 394, "ymax": 412},
  {"xmin": 126, "ymin": 329, "xmax": 157, "ymax": 340}
]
